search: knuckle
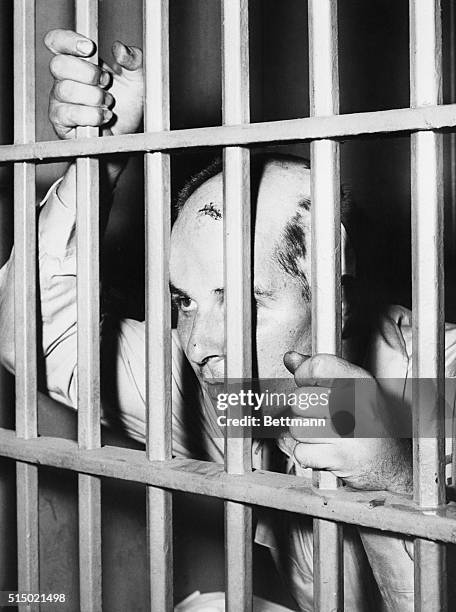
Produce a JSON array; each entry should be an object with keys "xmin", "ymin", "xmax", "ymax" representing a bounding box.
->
[
  {"xmin": 87, "ymin": 65, "xmax": 100, "ymax": 85},
  {"xmin": 54, "ymin": 80, "xmax": 68, "ymax": 102},
  {"xmin": 54, "ymin": 104, "xmax": 67, "ymax": 125},
  {"xmin": 49, "ymin": 103, "xmax": 64, "ymax": 127},
  {"xmin": 95, "ymin": 87, "xmax": 105, "ymax": 106},
  {"xmin": 49, "ymin": 54, "xmax": 63, "ymax": 77},
  {"xmin": 67, "ymin": 105, "xmax": 80, "ymax": 125},
  {"xmin": 48, "ymin": 105, "xmax": 58, "ymax": 125},
  {"xmin": 94, "ymin": 67, "xmax": 103, "ymax": 85},
  {"xmin": 96, "ymin": 107, "xmax": 106, "ymax": 123}
]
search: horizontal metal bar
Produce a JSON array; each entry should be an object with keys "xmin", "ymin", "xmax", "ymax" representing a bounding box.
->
[
  {"xmin": 2, "ymin": 104, "xmax": 456, "ymax": 163},
  {"xmin": 1, "ymin": 429, "xmax": 456, "ymax": 542}
]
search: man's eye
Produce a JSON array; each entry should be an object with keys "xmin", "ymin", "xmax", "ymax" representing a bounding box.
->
[{"xmin": 172, "ymin": 295, "xmax": 196, "ymax": 312}]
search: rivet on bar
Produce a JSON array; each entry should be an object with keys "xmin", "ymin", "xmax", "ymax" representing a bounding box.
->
[
  {"xmin": 222, "ymin": 0, "xmax": 253, "ymax": 610},
  {"xmin": 308, "ymin": 0, "xmax": 344, "ymax": 609},
  {"xmin": 75, "ymin": 1, "xmax": 102, "ymax": 611},
  {"xmin": 410, "ymin": 1, "xmax": 447, "ymax": 610},
  {"xmin": 13, "ymin": 1, "xmax": 39, "ymax": 609},
  {"xmin": 143, "ymin": 1, "xmax": 173, "ymax": 611}
]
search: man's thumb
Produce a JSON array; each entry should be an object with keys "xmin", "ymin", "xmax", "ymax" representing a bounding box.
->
[
  {"xmin": 283, "ymin": 351, "xmax": 310, "ymax": 375},
  {"xmin": 111, "ymin": 41, "xmax": 143, "ymax": 72}
]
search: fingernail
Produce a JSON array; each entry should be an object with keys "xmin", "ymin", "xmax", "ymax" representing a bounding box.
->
[
  {"xmin": 77, "ymin": 39, "xmax": 93, "ymax": 55},
  {"xmin": 103, "ymin": 109, "xmax": 113, "ymax": 123},
  {"xmin": 99, "ymin": 71, "xmax": 110, "ymax": 87},
  {"xmin": 104, "ymin": 92, "xmax": 114, "ymax": 108}
]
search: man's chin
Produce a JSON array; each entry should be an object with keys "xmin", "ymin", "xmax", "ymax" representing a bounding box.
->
[
  {"xmin": 199, "ymin": 370, "xmax": 225, "ymax": 386},
  {"xmin": 201, "ymin": 377, "xmax": 224, "ymax": 386}
]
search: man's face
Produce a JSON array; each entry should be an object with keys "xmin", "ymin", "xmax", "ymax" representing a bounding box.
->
[{"xmin": 169, "ymin": 159, "xmax": 312, "ymax": 383}]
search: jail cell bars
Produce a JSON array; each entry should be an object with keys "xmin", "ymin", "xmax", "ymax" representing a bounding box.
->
[
  {"xmin": 0, "ymin": 0, "xmax": 452, "ymax": 611},
  {"xmin": 13, "ymin": 2, "xmax": 39, "ymax": 611},
  {"xmin": 143, "ymin": 1, "xmax": 173, "ymax": 610},
  {"xmin": 74, "ymin": 2, "xmax": 103, "ymax": 611},
  {"xmin": 410, "ymin": 1, "xmax": 447, "ymax": 610},
  {"xmin": 308, "ymin": 1, "xmax": 344, "ymax": 608},
  {"xmin": 222, "ymin": 1, "xmax": 253, "ymax": 611}
]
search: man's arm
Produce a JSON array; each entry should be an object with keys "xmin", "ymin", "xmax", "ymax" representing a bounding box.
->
[
  {"xmin": 0, "ymin": 164, "xmax": 86, "ymax": 405},
  {"xmin": 0, "ymin": 28, "xmax": 144, "ymax": 406},
  {"xmin": 0, "ymin": 25, "xmax": 144, "ymax": 371}
]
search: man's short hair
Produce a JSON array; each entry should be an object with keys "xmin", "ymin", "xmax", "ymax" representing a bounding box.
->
[{"xmin": 174, "ymin": 153, "xmax": 355, "ymax": 302}]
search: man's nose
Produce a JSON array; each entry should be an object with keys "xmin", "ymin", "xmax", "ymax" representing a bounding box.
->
[{"xmin": 186, "ymin": 310, "xmax": 224, "ymax": 368}]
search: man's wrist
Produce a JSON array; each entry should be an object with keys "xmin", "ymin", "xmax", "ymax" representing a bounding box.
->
[{"xmin": 101, "ymin": 154, "xmax": 129, "ymax": 191}]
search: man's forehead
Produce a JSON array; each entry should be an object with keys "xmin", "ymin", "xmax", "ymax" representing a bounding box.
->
[
  {"xmin": 170, "ymin": 159, "xmax": 312, "ymax": 292},
  {"xmin": 255, "ymin": 159, "xmax": 311, "ymax": 231},
  {"xmin": 183, "ymin": 158, "xmax": 311, "ymax": 223},
  {"xmin": 182, "ymin": 173, "xmax": 223, "ymax": 219}
]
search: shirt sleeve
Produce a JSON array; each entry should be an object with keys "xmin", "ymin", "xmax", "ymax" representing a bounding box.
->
[
  {"xmin": 36, "ymin": 179, "xmax": 79, "ymax": 407},
  {"xmin": 359, "ymin": 530, "xmax": 414, "ymax": 612}
]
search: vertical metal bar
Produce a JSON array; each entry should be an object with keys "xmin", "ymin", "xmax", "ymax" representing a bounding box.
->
[
  {"xmin": 410, "ymin": 1, "xmax": 446, "ymax": 610},
  {"xmin": 13, "ymin": 1, "xmax": 39, "ymax": 609},
  {"xmin": 449, "ymin": 0, "xmax": 456, "ymax": 495},
  {"xmin": 450, "ymin": 0, "xmax": 456, "ymax": 275},
  {"xmin": 222, "ymin": 1, "xmax": 252, "ymax": 611},
  {"xmin": 75, "ymin": 2, "xmax": 102, "ymax": 611},
  {"xmin": 308, "ymin": 1, "xmax": 343, "ymax": 610},
  {"xmin": 143, "ymin": 2, "xmax": 173, "ymax": 611}
]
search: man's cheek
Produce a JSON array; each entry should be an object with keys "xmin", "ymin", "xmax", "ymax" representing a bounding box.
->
[
  {"xmin": 288, "ymin": 324, "xmax": 312, "ymax": 356},
  {"xmin": 176, "ymin": 316, "xmax": 192, "ymax": 356},
  {"xmin": 256, "ymin": 341, "xmax": 288, "ymax": 378}
]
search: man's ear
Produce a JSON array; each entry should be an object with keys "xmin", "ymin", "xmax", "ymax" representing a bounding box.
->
[
  {"xmin": 341, "ymin": 219, "xmax": 357, "ymax": 338},
  {"xmin": 341, "ymin": 224, "xmax": 356, "ymax": 278}
]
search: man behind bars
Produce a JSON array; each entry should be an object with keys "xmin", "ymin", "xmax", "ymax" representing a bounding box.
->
[{"xmin": 2, "ymin": 29, "xmax": 455, "ymax": 611}]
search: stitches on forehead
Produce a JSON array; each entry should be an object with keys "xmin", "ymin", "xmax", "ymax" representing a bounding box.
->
[{"xmin": 197, "ymin": 202, "xmax": 222, "ymax": 220}]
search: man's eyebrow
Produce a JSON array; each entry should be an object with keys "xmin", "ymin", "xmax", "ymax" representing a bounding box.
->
[
  {"xmin": 169, "ymin": 283, "xmax": 190, "ymax": 298},
  {"xmin": 297, "ymin": 197, "xmax": 311, "ymax": 211}
]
